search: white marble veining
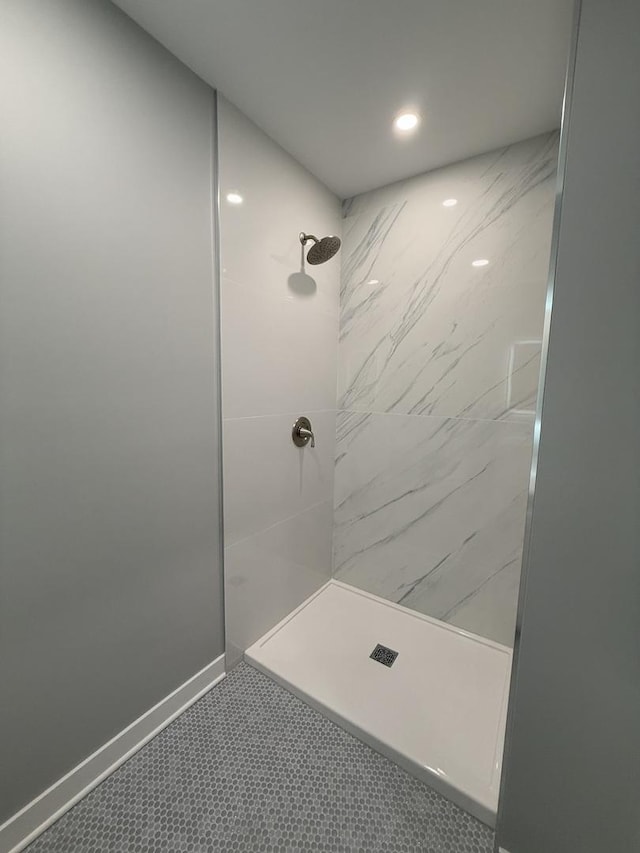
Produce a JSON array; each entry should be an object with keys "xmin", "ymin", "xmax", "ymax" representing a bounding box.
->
[
  {"xmin": 334, "ymin": 134, "xmax": 557, "ymax": 645},
  {"xmin": 333, "ymin": 412, "xmax": 532, "ymax": 645},
  {"xmin": 339, "ymin": 133, "xmax": 558, "ymax": 422},
  {"xmin": 445, "ymin": 556, "xmax": 522, "ymax": 648}
]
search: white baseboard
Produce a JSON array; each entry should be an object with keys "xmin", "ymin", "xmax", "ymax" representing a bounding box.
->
[{"xmin": 0, "ymin": 655, "xmax": 226, "ymax": 853}]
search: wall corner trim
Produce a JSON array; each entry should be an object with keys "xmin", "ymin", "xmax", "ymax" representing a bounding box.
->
[{"xmin": 0, "ymin": 655, "xmax": 226, "ymax": 853}]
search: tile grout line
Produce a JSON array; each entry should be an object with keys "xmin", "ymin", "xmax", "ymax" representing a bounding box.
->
[
  {"xmin": 223, "ymin": 408, "xmax": 338, "ymax": 423},
  {"xmin": 225, "ymin": 497, "xmax": 333, "ymax": 551},
  {"xmin": 337, "ymin": 407, "xmax": 535, "ymax": 426}
]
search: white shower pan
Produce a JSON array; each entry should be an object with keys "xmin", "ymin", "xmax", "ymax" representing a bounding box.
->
[{"xmin": 245, "ymin": 580, "xmax": 512, "ymax": 827}]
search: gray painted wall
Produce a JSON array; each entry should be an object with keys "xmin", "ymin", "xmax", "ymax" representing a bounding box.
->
[
  {"xmin": 0, "ymin": 0, "xmax": 223, "ymax": 822},
  {"xmin": 496, "ymin": 1, "xmax": 640, "ymax": 851}
]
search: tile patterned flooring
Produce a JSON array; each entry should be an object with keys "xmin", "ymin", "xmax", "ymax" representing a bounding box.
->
[{"xmin": 28, "ymin": 664, "xmax": 495, "ymax": 853}]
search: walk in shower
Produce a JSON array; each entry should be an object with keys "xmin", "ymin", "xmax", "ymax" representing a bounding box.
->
[
  {"xmin": 206, "ymin": 0, "xmax": 574, "ymax": 822},
  {"xmin": 239, "ymin": 129, "xmax": 559, "ymax": 824}
]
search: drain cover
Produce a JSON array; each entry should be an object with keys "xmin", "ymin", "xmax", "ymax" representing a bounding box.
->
[{"xmin": 370, "ymin": 644, "xmax": 399, "ymax": 667}]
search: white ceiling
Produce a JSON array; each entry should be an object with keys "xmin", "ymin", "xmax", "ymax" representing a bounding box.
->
[{"xmin": 113, "ymin": 0, "xmax": 574, "ymax": 198}]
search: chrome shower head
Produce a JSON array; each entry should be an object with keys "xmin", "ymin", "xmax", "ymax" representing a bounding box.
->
[{"xmin": 299, "ymin": 232, "xmax": 341, "ymax": 265}]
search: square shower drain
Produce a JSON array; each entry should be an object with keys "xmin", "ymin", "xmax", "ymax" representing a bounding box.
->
[{"xmin": 370, "ymin": 644, "xmax": 399, "ymax": 667}]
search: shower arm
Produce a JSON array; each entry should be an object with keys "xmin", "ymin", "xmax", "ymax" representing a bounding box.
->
[{"xmin": 299, "ymin": 232, "xmax": 319, "ymax": 245}]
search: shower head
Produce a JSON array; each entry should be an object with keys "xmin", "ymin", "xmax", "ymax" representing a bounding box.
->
[{"xmin": 299, "ymin": 232, "xmax": 341, "ymax": 265}]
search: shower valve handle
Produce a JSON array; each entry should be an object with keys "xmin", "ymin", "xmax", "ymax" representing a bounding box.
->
[
  {"xmin": 298, "ymin": 427, "xmax": 315, "ymax": 448},
  {"xmin": 292, "ymin": 416, "xmax": 315, "ymax": 448}
]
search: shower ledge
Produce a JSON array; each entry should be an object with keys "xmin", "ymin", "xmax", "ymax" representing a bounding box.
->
[{"xmin": 245, "ymin": 580, "xmax": 512, "ymax": 827}]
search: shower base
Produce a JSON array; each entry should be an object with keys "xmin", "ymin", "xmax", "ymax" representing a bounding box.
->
[{"xmin": 245, "ymin": 580, "xmax": 511, "ymax": 827}]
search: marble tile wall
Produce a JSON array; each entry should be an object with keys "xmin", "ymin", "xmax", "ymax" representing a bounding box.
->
[
  {"xmin": 334, "ymin": 133, "xmax": 559, "ymax": 646},
  {"xmin": 218, "ymin": 96, "xmax": 341, "ymax": 666}
]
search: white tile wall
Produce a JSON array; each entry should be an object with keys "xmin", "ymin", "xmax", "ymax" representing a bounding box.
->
[
  {"xmin": 223, "ymin": 410, "xmax": 337, "ymax": 546},
  {"xmin": 221, "ymin": 282, "xmax": 338, "ymax": 419},
  {"xmin": 333, "ymin": 412, "xmax": 532, "ymax": 634},
  {"xmin": 218, "ymin": 96, "xmax": 341, "ymax": 665},
  {"xmin": 219, "ymin": 106, "xmax": 556, "ymax": 654},
  {"xmin": 225, "ymin": 501, "xmax": 334, "ymax": 665},
  {"xmin": 334, "ymin": 133, "xmax": 559, "ymax": 646},
  {"xmin": 338, "ymin": 135, "xmax": 558, "ymax": 423}
]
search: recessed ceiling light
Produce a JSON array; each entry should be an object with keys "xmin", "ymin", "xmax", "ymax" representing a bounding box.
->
[
  {"xmin": 471, "ymin": 258, "xmax": 489, "ymax": 267},
  {"xmin": 367, "ymin": 279, "xmax": 380, "ymax": 285},
  {"xmin": 226, "ymin": 192, "xmax": 243, "ymax": 205},
  {"xmin": 393, "ymin": 112, "xmax": 420, "ymax": 132},
  {"xmin": 442, "ymin": 198, "xmax": 458, "ymax": 207}
]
